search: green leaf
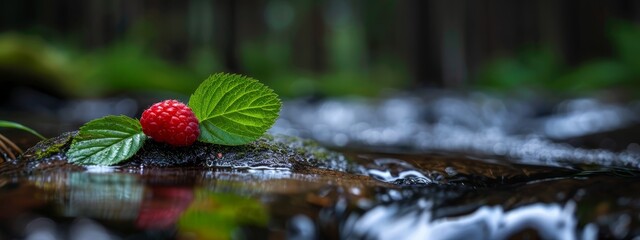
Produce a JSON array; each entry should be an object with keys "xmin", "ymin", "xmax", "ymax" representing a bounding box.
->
[
  {"xmin": 0, "ymin": 120, "xmax": 46, "ymax": 140},
  {"xmin": 188, "ymin": 73, "xmax": 281, "ymax": 145},
  {"xmin": 67, "ymin": 115, "xmax": 146, "ymax": 165}
]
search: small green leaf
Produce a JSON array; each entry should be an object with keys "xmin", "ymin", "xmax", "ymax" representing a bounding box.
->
[
  {"xmin": 67, "ymin": 115, "xmax": 146, "ymax": 165},
  {"xmin": 0, "ymin": 120, "xmax": 45, "ymax": 140},
  {"xmin": 188, "ymin": 73, "xmax": 281, "ymax": 145}
]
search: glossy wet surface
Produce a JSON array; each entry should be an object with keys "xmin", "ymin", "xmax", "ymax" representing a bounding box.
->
[
  {"xmin": 2, "ymin": 93, "xmax": 640, "ymax": 239},
  {"xmin": 1, "ymin": 151, "xmax": 640, "ymax": 239}
]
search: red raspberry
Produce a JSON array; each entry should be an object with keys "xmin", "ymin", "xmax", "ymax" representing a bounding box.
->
[{"xmin": 140, "ymin": 100, "xmax": 200, "ymax": 146}]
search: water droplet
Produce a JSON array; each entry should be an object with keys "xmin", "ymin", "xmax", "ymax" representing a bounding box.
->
[
  {"xmin": 287, "ymin": 215, "xmax": 316, "ymax": 240},
  {"xmin": 205, "ymin": 159, "xmax": 216, "ymax": 167},
  {"xmin": 350, "ymin": 187, "xmax": 361, "ymax": 195}
]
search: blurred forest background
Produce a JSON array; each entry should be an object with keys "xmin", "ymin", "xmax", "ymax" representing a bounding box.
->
[{"xmin": 1, "ymin": 0, "xmax": 640, "ymax": 99}]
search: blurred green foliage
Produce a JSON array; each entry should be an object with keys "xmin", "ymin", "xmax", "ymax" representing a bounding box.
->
[
  {"xmin": 0, "ymin": 33, "xmax": 74, "ymax": 94},
  {"xmin": 241, "ymin": 39, "xmax": 408, "ymax": 97},
  {"xmin": 479, "ymin": 21, "xmax": 640, "ymax": 98},
  {"xmin": 0, "ymin": 30, "xmax": 407, "ymax": 99},
  {"xmin": 240, "ymin": 1, "xmax": 409, "ymax": 98},
  {"xmin": 0, "ymin": 33, "xmax": 212, "ymax": 97},
  {"xmin": 75, "ymin": 42, "xmax": 202, "ymax": 96},
  {"xmin": 4, "ymin": 20, "xmax": 638, "ymax": 99},
  {"xmin": 0, "ymin": 0, "xmax": 405, "ymax": 99}
]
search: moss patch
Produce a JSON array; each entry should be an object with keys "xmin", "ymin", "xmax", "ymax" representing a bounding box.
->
[{"xmin": 27, "ymin": 131, "xmax": 75, "ymax": 160}]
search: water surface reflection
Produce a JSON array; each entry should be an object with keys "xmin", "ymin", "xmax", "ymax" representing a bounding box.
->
[
  {"xmin": 343, "ymin": 200, "xmax": 594, "ymax": 240},
  {"xmin": 1, "ymin": 152, "xmax": 639, "ymax": 239}
]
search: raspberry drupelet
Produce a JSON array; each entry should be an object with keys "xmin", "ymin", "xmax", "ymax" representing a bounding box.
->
[{"xmin": 140, "ymin": 100, "xmax": 200, "ymax": 146}]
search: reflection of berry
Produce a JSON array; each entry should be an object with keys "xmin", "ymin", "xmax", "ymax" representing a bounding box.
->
[
  {"xmin": 140, "ymin": 100, "xmax": 200, "ymax": 146},
  {"xmin": 135, "ymin": 187, "xmax": 194, "ymax": 230}
]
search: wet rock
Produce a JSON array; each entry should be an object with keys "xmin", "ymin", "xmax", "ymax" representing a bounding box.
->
[
  {"xmin": 130, "ymin": 134, "xmax": 350, "ymax": 172},
  {"xmin": 350, "ymin": 154, "xmax": 582, "ymax": 187},
  {"xmin": 8, "ymin": 132, "xmax": 351, "ymax": 175},
  {"xmin": 1, "ymin": 131, "xmax": 82, "ymax": 175}
]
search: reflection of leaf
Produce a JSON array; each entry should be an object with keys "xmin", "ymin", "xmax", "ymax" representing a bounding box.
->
[
  {"xmin": 177, "ymin": 190, "xmax": 268, "ymax": 240},
  {"xmin": 31, "ymin": 172, "xmax": 144, "ymax": 220}
]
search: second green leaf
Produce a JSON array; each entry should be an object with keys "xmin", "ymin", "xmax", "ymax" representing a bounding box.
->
[{"xmin": 188, "ymin": 73, "xmax": 281, "ymax": 145}]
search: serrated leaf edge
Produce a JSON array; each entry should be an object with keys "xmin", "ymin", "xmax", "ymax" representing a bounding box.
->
[
  {"xmin": 189, "ymin": 73, "xmax": 281, "ymax": 145},
  {"xmin": 67, "ymin": 115, "xmax": 146, "ymax": 166}
]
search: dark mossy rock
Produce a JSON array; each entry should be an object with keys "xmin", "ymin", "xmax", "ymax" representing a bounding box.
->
[
  {"xmin": 130, "ymin": 134, "xmax": 350, "ymax": 171},
  {"xmin": 4, "ymin": 132, "xmax": 352, "ymax": 175},
  {"xmin": 2, "ymin": 131, "xmax": 83, "ymax": 174}
]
